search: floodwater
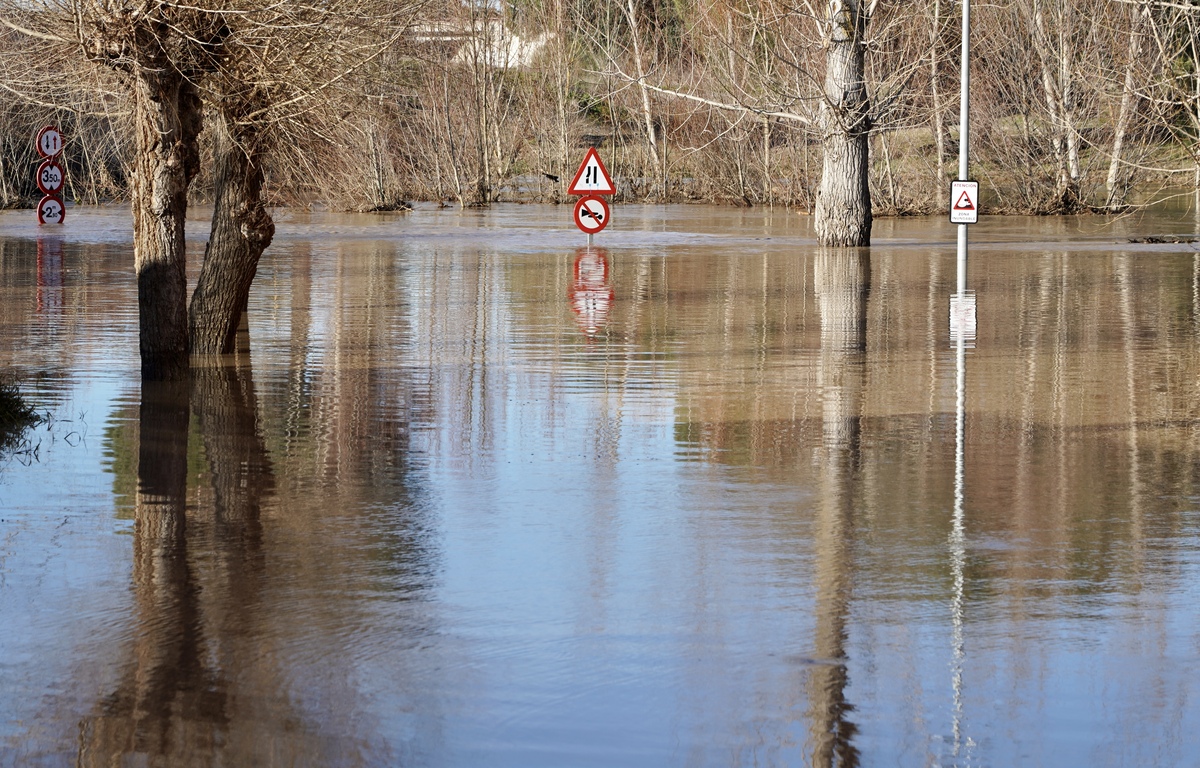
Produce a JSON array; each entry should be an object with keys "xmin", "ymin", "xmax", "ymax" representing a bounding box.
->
[{"xmin": 1, "ymin": 203, "xmax": 1199, "ymax": 767}]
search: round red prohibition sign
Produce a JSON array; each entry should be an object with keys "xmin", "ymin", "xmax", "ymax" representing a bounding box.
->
[
  {"xmin": 573, "ymin": 195, "xmax": 610, "ymax": 235},
  {"xmin": 37, "ymin": 159, "xmax": 65, "ymax": 195},
  {"xmin": 36, "ymin": 125, "xmax": 64, "ymax": 159},
  {"xmin": 37, "ymin": 195, "xmax": 65, "ymax": 225}
]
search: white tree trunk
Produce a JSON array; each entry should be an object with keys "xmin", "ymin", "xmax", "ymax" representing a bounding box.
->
[
  {"xmin": 1106, "ymin": 3, "xmax": 1146, "ymax": 208},
  {"xmin": 624, "ymin": 0, "xmax": 662, "ymax": 195}
]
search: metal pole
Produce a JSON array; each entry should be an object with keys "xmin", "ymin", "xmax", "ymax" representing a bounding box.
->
[{"xmin": 957, "ymin": 0, "xmax": 970, "ymax": 296}]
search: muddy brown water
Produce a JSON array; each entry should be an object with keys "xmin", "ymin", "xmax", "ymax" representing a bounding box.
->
[{"xmin": 1, "ymin": 204, "xmax": 1199, "ymax": 766}]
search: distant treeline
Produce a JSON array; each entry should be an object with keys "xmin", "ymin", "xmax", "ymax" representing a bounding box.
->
[{"xmin": 0, "ymin": 0, "xmax": 1196, "ymax": 214}]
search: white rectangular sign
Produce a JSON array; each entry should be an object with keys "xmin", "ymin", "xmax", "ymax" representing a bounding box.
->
[{"xmin": 950, "ymin": 180, "xmax": 979, "ymax": 224}]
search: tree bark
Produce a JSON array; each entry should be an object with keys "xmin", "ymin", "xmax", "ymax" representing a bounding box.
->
[
  {"xmin": 1106, "ymin": 3, "xmax": 1146, "ymax": 209},
  {"xmin": 131, "ymin": 74, "xmax": 203, "ymax": 380},
  {"xmin": 1030, "ymin": 0, "xmax": 1082, "ymax": 212},
  {"xmin": 189, "ymin": 114, "xmax": 275, "ymax": 356},
  {"xmin": 931, "ymin": 0, "xmax": 947, "ymax": 208},
  {"xmin": 814, "ymin": 0, "xmax": 872, "ymax": 248},
  {"xmin": 624, "ymin": 0, "xmax": 662, "ymax": 197}
]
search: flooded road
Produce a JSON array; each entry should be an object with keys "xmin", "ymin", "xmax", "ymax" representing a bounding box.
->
[{"xmin": 1, "ymin": 204, "xmax": 1199, "ymax": 766}]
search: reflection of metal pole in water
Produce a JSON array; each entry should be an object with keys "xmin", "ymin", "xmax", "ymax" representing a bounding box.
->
[
  {"xmin": 950, "ymin": 326, "xmax": 969, "ymax": 761},
  {"xmin": 807, "ymin": 249, "xmax": 869, "ymax": 767}
]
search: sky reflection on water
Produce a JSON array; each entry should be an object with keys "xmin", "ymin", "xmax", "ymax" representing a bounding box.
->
[{"xmin": 1, "ymin": 205, "xmax": 1199, "ymax": 766}]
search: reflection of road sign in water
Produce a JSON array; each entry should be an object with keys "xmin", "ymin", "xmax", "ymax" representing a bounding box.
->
[
  {"xmin": 38, "ymin": 195, "xmax": 65, "ymax": 225},
  {"xmin": 37, "ymin": 237, "xmax": 65, "ymax": 314},
  {"xmin": 570, "ymin": 248, "xmax": 613, "ymax": 338},
  {"xmin": 567, "ymin": 148, "xmax": 615, "ymax": 195},
  {"xmin": 949, "ymin": 180, "xmax": 979, "ymax": 224},
  {"xmin": 949, "ymin": 291, "xmax": 977, "ymax": 345},
  {"xmin": 36, "ymin": 126, "xmax": 63, "ymax": 158},
  {"xmin": 37, "ymin": 160, "xmax": 64, "ymax": 194},
  {"xmin": 573, "ymin": 195, "xmax": 610, "ymax": 234}
]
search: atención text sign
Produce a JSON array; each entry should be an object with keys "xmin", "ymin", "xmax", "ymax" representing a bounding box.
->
[{"xmin": 949, "ymin": 180, "xmax": 979, "ymax": 224}]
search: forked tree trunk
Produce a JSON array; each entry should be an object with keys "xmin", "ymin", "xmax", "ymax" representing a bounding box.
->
[
  {"xmin": 131, "ymin": 76, "xmax": 203, "ymax": 380},
  {"xmin": 814, "ymin": 0, "xmax": 872, "ymax": 248},
  {"xmin": 189, "ymin": 115, "xmax": 275, "ymax": 356}
]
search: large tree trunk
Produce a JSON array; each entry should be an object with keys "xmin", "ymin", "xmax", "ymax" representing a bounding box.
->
[
  {"xmin": 131, "ymin": 75, "xmax": 203, "ymax": 380},
  {"xmin": 814, "ymin": 0, "xmax": 872, "ymax": 248},
  {"xmin": 189, "ymin": 115, "xmax": 275, "ymax": 356}
]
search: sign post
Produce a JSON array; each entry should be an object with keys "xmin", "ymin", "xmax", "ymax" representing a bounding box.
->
[
  {"xmin": 568, "ymin": 147, "xmax": 615, "ymax": 245},
  {"xmin": 35, "ymin": 125, "xmax": 65, "ymax": 226},
  {"xmin": 950, "ymin": 0, "xmax": 974, "ymax": 343}
]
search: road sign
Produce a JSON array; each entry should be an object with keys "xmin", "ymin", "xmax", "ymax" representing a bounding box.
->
[
  {"xmin": 37, "ymin": 160, "xmax": 64, "ymax": 195},
  {"xmin": 38, "ymin": 195, "xmax": 65, "ymax": 225},
  {"xmin": 36, "ymin": 126, "xmax": 63, "ymax": 159},
  {"xmin": 950, "ymin": 180, "xmax": 979, "ymax": 224},
  {"xmin": 567, "ymin": 148, "xmax": 615, "ymax": 196},
  {"xmin": 573, "ymin": 195, "xmax": 610, "ymax": 234}
]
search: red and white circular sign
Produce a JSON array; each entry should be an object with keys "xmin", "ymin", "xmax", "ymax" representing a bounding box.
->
[
  {"xmin": 37, "ymin": 159, "xmax": 64, "ymax": 194},
  {"xmin": 36, "ymin": 125, "xmax": 63, "ymax": 159},
  {"xmin": 573, "ymin": 195, "xmax": 610, "ymax": 235},
  {"xmin": 37, "ymin": 195, "xmax": 65, "ymax": 225}
]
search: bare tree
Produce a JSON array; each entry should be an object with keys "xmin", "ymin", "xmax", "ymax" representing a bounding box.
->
[
  {"xmin": 814, "ymin": 1, "xmax": 873, "ymax": 246},
  {"xmin": 0, "ymin": 1, "xmax": 422, "ymax": 373}
]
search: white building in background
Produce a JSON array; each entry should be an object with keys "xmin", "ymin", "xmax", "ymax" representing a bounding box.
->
[{"xmin": 411, "ymin": 19, "xmax": 553, "ymax": 70}]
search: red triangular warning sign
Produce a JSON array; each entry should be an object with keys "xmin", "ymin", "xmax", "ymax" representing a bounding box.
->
[
  {"xmin": 567, "ymin": 148, "xmax": 616, "ymax": 195},
  {"xmin": 954, "ymin": 191, "xmax": 975, "ymax": 210}
]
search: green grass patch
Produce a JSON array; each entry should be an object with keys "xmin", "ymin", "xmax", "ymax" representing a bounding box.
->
[{"xmin": 0, "ymin": 377, "xmax": 40, "ymax": 454}]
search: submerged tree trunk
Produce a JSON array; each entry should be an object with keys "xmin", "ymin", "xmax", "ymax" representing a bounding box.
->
[
  {"xmin": 189, "ymin": 115, "xmax": 275, "ymax": 356},
  {"xmin": 814, "ymin": 0, "xmax": 872, "ymax": 248},
  {"xmin": 131, "ymin": 75, "xmax": 203, "ymax": 380}
]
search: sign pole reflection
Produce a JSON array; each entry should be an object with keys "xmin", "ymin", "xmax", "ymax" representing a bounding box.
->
[{"xmin": 950, "ymin": 291, "xmax": 973, "ymax": 762}]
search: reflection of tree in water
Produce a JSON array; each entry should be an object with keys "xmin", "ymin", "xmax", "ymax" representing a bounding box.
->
[
  {"xmin": 82, "ymin": 239, "xmax": 439, "ymax": 764},
  {"xmin": 84, "ymin": 365, "xmax": 313, "ymax": 765},
  {"xmin": 806, "ymin": 248, "xmax": 869, "ymax": 768},
  {"xmin": 668, "ymin": 247, "xmax": 869, "ymax": 765},
  {"xmin": 83, "ymin": 379, "xmax": 226, "ymax": 765}
]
